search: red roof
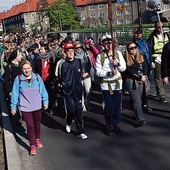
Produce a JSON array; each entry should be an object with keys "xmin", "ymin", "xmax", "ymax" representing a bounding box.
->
[
  {"xmin": 0, "ymin": 0, "xmax": 101, "ymax": 21},
  {"xmin": 76, "ymin": 0, "xmax": 107, "ymax": 6},
  {"xmin": 0, "ymin": 0, "xmax": 56, "ymax": 20}
]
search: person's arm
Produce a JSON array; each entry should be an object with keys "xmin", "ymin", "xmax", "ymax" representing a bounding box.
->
[
  {"xmin": 4, "ymin": 65, "xmax": 12, "ymax": 96},
  {"xmin": 37, "ymin": 74, "xmax": 49, "ymax": 109},
  {"xmin": 10, "ymin": 76, "xmax": 20, "ymax": 115},
  {"xmin": 116, "ymin": 51, "xmax": 126, "ymax": 72}
]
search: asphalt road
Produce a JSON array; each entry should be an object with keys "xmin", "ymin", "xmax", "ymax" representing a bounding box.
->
[{"xmin": 14, "ymin": 78, "xmax": 170, "ymax": 170}]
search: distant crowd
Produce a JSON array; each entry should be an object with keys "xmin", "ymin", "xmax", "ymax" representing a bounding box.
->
[{"xmin": 0, "ymin": 21, "xmax": 170, "ymax": 156}]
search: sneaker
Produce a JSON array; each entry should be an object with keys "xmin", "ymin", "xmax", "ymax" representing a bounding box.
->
[
  {"xmin": 86, "ymin": 106, "xmax": 93, "ymax": 112},
  {"xmin": 66, "ymin": 124, "xmax": 71, "ymax": 133},
  {"xmin": 143, "ymin": 105, "xmax": 152, "ymax": 113},
  {"xmin": 49, "ymin": 109, "xmax": 55, "ymax": 115},
  {"xmin": 36, "ymin": 139, "xmax": 43, "ymax": 148},
  {"xmin": 106, "ymin": 126, "xmax": 113, "ymax": 136},
  {"xmin": 30, "ymin": 145, "xmax": 36, "ymax": 155},
  {"xmin": 138, "ymin": 120, "xmax": 147, "ymax": 127},
  {"xmin": 77, "ymin": 133, "xmax": 88, "ymax": 139},
  {"xmin": 159, "ymin": 98, "xmax": 167, "ymax": 103},
  {"xmin": 113, "ymin": 126, "xmax": 123, "ymax": 134}
]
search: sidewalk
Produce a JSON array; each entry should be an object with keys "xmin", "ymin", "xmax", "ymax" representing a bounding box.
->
[{"xmin": 0, "ymin": 86, "xmax": 21, "ymax": 170}]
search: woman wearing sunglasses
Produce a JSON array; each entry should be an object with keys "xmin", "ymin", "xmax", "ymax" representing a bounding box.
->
[
  {"xmin": 74, "ymin": 41, "xmax": 92, "ymax": 111},
  {"xmin": 124, "ymin": 42, "xmax": 147, "ymax": 127}
]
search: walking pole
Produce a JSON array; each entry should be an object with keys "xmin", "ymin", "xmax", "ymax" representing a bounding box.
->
[{"xmin": 108, "ymin": 0, "xmax": 116, "ymax": 69}]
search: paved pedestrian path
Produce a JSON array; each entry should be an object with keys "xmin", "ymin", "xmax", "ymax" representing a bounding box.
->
[{"xmin": 1, "ymin": 74, "xmax": 170, "ymax": 170}]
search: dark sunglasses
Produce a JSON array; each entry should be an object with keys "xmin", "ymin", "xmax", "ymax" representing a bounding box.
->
[
  {"xmin": 104, "ymin": 41, "xmax": 112, "ymax": 45},
  {"xmin": 158, "ymin": 26, "xmax": 164, "ymax": 29},
  {"xmin": 75, "ymin": 46, "xmax": 82, "ymax": 49},
  {"xmin": 129, "ymin": 46, "xmax": 137, "ymax": 50}
]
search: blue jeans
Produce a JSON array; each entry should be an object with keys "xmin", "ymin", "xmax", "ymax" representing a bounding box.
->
[{"xmin": 102, "ymin": 90, "xmax": 121, "ymax": 126}]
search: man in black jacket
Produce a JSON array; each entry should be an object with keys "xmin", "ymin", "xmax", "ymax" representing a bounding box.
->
[
  {"xmin": 161, "ymin": 40, "xmax": 170, "ymax": 84},
  {"xmin": 60, "ymin": 42, "xmax": 87, "ymax": 139}
]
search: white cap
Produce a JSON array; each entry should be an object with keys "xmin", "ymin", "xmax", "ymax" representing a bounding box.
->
[{"xmin": 100, "ymin": 34, "xmax": 112, "ymax": 42}]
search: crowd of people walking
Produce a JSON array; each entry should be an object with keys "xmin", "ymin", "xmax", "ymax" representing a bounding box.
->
[{"xmin": 0, "ymin": 21, "xmax": 169, "ymax": 155}]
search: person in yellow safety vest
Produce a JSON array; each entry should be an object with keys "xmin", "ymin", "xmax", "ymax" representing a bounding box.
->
[{"xmin": 147, "ymin": 21, "xmax": 169, "ymax": 103}]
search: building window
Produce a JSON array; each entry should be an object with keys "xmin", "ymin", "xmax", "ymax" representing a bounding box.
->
[
  {"xmin": 81, "ymin": 7, "xmax": 85, "ymax": 11},
  {"xmin": 126, "ymin": 19, "xmax": 132, "ymax": 24},
  {"xmin": 31, "ymin": 13, "xmax": 34, "ymax": 17},
  {"xmin": 115, "ymin": 2, "xmax": 119, "ymax": 7},
  {"xmin": 117, "ymin": 20, "xmax": 123, "ymax": 25},
  {"xmin": 98, "ymin": 4, "xmax": 104, "ymax": 9},
  {"xmin": 90, "ymin": 23, "xmax": 96, "ymax": 27},
  {"xmin": 124, "ymin": 1, "xmax": 130, "ymax": 5},
  {"xmin": 81, "ymin": 15, "xmax": 86, "ymax": 20},
  {"xmin": 116, "ymin": 10, "xmax": 122, "ymax": 16},
  {"xmin": 140, "ymin": 7, "xmax": 144, "ymax": 13},
  {"xmin": 140, "ymin": 0, "xmax": 145, "ymax": 3},
  {"xmin": 89, "ymin": 5, "xmax": 94, "ymax": 10},
  {"xmin": 98, "ymin": 13, "xmax": 104, "ymax": 18},
  {"xmin": 77, "ymin": 7, "xmax": 81, "ymax": 11},
  {"xmin": 24, "ymin": 13, "xmax": 28, "ymax": 18},
  {"xmin": 90, "ymin": 14, "xmax": 95, "ymax": 18},
  {"xmin": 125, "ymin": 10, "xmax": 131, "ymax": 15}
]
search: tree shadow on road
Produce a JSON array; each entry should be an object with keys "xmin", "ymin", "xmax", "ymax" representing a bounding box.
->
[
  {"xmin": 41, "ymin": 111, "xmax": 65, "ymax": 132},
  {"xmin": 83, "ymin": 115, "xmax": 106, "ymax": 134}
]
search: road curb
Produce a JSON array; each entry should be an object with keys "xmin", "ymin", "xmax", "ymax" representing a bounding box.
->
[{"xmin": 0, "ymin": 86, "xmax": 21, "ymax": 170}]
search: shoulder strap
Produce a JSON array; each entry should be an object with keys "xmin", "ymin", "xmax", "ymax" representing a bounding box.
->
[
  {"xmin": 18, "ymin": 74, "xmax": 22, "ymax": 85},
  {"xmin": 114, "ymin": 50, "xmax": 120, "ymax": 61},
  {"xmin": 100, "ymin": 52, "xmax": 105, "ymax": 67}
]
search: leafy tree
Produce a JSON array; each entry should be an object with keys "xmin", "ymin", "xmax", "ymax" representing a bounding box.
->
[
  {"xmin": 36, "ymin": 0, "xmax": 49, "ymax": 30},
  {"xmin": 8, "ymin": 25, "xmax": 26, "ymax": 34},
  {"xmin": 48, "ymin": 0, "xmax": 79, "ymax": 31}
]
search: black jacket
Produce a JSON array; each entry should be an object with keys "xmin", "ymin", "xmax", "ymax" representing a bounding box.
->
[
  {"xmin": 161, "ymin": 42, "xmax": 170, "ymax": 78},
  {"xmin": 4, "ymin": 62, "xmax": 22, "ymax": 97}
]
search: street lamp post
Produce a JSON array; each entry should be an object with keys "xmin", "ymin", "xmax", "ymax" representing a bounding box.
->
[
  {"xmin": 137, "ymin": 0, "xmax": 142, "ymax": 29},
  {"xmin": 58, "ymin": 0, "xmax": 62, "ymax": 31}
]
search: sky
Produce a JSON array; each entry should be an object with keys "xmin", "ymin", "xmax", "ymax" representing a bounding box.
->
[{"xmin": 0, "ymin": 0, "xmax": 23, "ymax": 12}]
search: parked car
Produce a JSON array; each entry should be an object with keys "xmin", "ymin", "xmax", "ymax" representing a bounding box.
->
[{"xmin": 45, "ymin": 32, "xmax": 60, "ymax": 40}]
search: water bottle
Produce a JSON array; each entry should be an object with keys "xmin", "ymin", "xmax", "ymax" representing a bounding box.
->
[{"xmin": 138, "ymin": 63, "xmax": 143, "ymax": 76}]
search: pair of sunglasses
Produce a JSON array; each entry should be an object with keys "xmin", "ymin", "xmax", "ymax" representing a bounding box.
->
[
  {"xmin": 129, "ymin": 46, "xmax": 137, "ymax": 50},
  {"xmin": 75, "ymin": 46, "xmax": 82, "ymax": 49}
]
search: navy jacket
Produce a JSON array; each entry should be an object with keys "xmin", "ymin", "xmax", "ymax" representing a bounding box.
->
[{"xmin": 61, "ymin": 57, "xmax": 82, "ymax": 98}]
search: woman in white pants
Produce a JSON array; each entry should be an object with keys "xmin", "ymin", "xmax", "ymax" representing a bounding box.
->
[{"xmin": 74, "ymin": 41, "xmax": 93, "ymax": 111}]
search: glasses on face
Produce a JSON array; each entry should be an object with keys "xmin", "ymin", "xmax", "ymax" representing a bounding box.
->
[
  {"xmin": 129, "ymin": 46, "xmax": 137, "ymax": 50},
  {"xmin": 158, "ymin": 26, "xmax": 164, "ymax": 29},
  {"xmin": 104, "ymin": 41, "xmax": 112, "ymax": 45},
  {"xmin": 75, "ymin": 46, "xmax": 82, "ymax": 50}
]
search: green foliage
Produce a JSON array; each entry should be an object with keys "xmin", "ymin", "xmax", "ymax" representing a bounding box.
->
[
  {"xmin": 48, "ymin": 0, "xmax": 79, "ymax": 31},
  {"xmin": 8, "ymin": 25, "xmax": 26, "ymax": 34}
]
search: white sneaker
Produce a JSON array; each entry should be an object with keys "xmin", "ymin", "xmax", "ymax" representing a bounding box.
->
[
  {"xmin": 77, "ymin": 133, "xmax": 88, "ymax": 139},
  {"xmin": 66, "ymin": 124, "xmax": 71, "ymax": 133}
]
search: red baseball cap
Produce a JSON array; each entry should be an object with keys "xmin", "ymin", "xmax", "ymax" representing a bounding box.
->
[{"xmin": 64, "ymin": 42, "xmax": 74, "ymax": 50}]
